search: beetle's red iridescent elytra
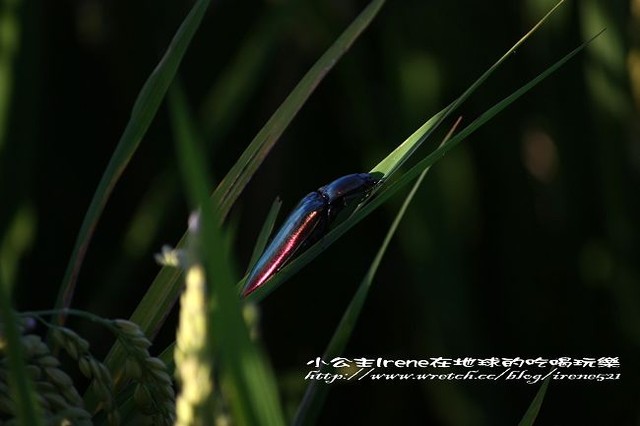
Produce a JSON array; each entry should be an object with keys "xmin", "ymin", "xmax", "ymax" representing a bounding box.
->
[{"xmin": 242, "ymin": 173, "xmax": 380, "ymax": 297}]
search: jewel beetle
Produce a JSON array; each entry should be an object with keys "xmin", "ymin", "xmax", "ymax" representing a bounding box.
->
[{"xmin": 242, "ymin": 173, "xmax": 380, "ymax": 297}]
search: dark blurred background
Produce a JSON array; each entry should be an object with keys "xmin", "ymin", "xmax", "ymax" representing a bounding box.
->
[{"xmin": 1, "ymin": 0, "xmax": 638, "ymax": 424}]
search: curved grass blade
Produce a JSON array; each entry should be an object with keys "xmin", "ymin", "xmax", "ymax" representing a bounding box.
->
[
  {"xmin": 87, "ymin": 3, "xmax": 289, "ymax": 314},
  {"xmin": 245, "ymin": 30, "xmax": 603, "ymax": 302},
  {"xmin": 94, "ymin": 81, "xmax": 198, "ymax": 408},
  {"xmin": 84, "ymin": 36, "xmax": 211, "ymax": 409},
  {"xmin": 245, "ymin": 197, "xmax": 283, "ymax": 277},
  {"xmin": 53, "ymin": 0, "xmax": 211, "ymax": 319},
  {"xmin": 292, "ymin": 120, "xmax": 461, "ymax": 426},
  {"xmin": 212, "ymin": 0, "xmax": 386, "ymax": 222},
  {"xmin": 372, "ymin": 0, "xmax": 567, "ymax": 179},
  {"xmin": 96, "ymin": 82, "xmax": 278, "ymax": 408},
  {"xmin": 98, "ymin": 88, "xmax": 274, "ymax": 398},
  {"xmin": 94, "ymin": 82, "xmax": 199, "ymax": 398},
  {"xmin": 173, "ymin": 84, "xmax": 285, "ymax": 426},
  {"xmin": 518, "ymin": 378, "xmax": 550, "ymax": 426}
]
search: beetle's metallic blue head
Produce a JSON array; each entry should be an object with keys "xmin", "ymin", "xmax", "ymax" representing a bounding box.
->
[{"xmin": 319, "ymin": 173, "xmax": 381, "ymax": 222}]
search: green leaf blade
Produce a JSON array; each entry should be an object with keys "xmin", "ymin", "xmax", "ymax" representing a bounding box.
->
[
  {"xmin": 172, "ymin": 82, "xmax": 286, "ymax": 426},
  {"xmin": 518, "ymin": 379, "xmax": 551, "ymax": 426},
  {"xmin": 54, "ymin": 0, "xmax": 211, "ymax": 318}
]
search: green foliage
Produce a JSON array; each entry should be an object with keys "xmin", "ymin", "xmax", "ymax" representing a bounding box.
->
[{"xmin": 1, "ymin": 0, "xmax": 636, "ymax": 424}]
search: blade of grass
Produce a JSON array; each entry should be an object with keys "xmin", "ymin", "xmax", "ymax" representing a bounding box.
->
[
  {"xmin": 245, "ymin": 197, "xmax": 283, "ymax": 276},
  {"xmin": 518, "ymin": 378, "xmax": 551, "ymax": 426},
  {"xmin": 372, "ymin": 0, "xmax": 567, "ymax": 179},
  {"xmin": 395, "ymin": 29, "xmax": 606, "ymax": 186},
  {"xmin": 95, "ymin": 81, "xmax": 281, "ymax": 412},
  {"xmin": 53, "ymin": 0, "xmax": 211, "ymax": 320},
  {"xmin": 92, "ymin": 78, "xmax": 201, "ymax": 410},
  {"xmin": 98, "ymin": 85, "xmax": 276, "ymax": 398},
  {"xmin": 293, "ymin": 119, "xmax": 462, "ymax": 426},
  {"xmin": 95, "ymin": 79, "xmax": 202, "ymax": 400},
  {"xmin": 212, "ymin": 0, "xmax": 386, "ymax": 222},
  {"xmin": 172, "ymin": 83, "xmax": 285, "ymax": 425},
  {"xmin": 245, "ymin": 30, "xmax": 604, "ymax": 302},
  {"xmin": 86, "ymin": 3, "xmax": 291, "ymax": 316}
]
